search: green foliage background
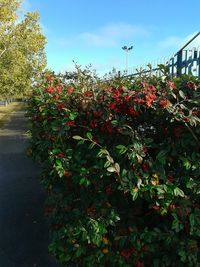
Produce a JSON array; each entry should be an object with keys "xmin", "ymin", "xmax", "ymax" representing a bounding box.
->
[
  {"xmin": 28, "ymin": 68, "xmax": 200, "ymax": 267},
  {"xmin": 0, "ymin": 0, "xmax": 46, "ymax": 99}
]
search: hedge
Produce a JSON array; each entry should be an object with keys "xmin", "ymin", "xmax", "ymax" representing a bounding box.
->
[{"xmin": 28, "ymin": 69, "xmax": 200, "ymax": 267}]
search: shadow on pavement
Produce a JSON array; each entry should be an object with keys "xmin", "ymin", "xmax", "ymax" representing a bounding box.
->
[{"xmin": 0, "ymin": 106, "xmax": 60, "ymax": 267}]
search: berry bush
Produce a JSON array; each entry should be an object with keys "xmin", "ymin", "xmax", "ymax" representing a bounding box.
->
[{"xmin": 28, "ymin": 68, "xmax": 200, "ymax": 267}]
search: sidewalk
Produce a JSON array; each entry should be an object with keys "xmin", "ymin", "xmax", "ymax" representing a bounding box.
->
[{"xmin": 0, "ymin": 103, "xmax": 59, "ymax": 267}]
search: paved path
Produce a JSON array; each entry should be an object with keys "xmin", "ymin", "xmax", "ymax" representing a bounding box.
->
[{"xmin": 0, "ymin": 104, "xmax": 59, "ymax": 267}]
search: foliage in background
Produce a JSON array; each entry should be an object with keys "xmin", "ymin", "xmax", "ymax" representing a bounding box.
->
[
  {"xmin": 28, "ymin": 67, "xmax": 200, "ymax": 267},
  {"xmin": 0, "ymin": 0, "xmax": 46, "ymax": 99}
]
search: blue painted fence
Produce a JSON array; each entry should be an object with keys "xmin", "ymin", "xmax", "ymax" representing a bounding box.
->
[{"xmin": 120, "ymin": 32, "xmax": 200, "ymax": 78}]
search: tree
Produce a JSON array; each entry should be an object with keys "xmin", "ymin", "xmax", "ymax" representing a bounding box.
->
[{"xmin": 0, "ymin": 0, "xmax": 46, "ymax": 99}]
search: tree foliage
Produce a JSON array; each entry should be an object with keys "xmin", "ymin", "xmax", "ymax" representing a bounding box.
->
[{"xmin": 0, "ymin": 0, "xmax": 46, "ymax": 98}]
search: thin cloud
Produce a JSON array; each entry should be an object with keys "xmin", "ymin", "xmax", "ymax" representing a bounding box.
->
[
  {"xmin": 159, "ymin": 32, "xmax": 200, "ymax": 51},
  {"xmin": 58, "ymin": 23, "xmax": 150, "ymax": 47}
]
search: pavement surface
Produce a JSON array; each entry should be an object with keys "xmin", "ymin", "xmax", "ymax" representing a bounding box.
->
[{"xmin": 0, "ymin": 103, "xmax": 60, "ymax": 267}]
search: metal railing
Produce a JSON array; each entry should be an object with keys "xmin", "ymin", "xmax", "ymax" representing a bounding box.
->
[{"xmin": 120, "ymin": 32, "xmax": 200, "ymax": 78}]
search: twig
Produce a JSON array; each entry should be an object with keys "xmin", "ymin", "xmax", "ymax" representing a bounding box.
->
[{"xmin": 0, "ymin": 48, "xmax": 6, "ymax": 58}]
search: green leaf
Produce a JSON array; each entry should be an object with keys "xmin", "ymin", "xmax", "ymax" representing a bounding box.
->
[
  {"xmin": 107, "ymin": 167, "xmax": 116, "ymax": 173},
  {"xmin": 79, "ymin": 177, "xmax": 91, "ymax": 186},
  {"xmin": 111, "ymin": 120, "xmax": 118, "ymax": 126},
  {"xmin": 104, "ymin": 161, "xmax": 111, "ymax": 168},
  {"xmin": 52, "ymin": 149, "xmax": 59, "ymax": 154},
  {"xmin": 186, "ymin": 178, "xmax": 195, "ymax": 189},
  {"xmin": 131, "ymin": 188, "xmax": 138, "ymax": 201},
  {"xmin": 69, "ymin": 112, "xmax": 78, "ymax": 120},
  {"xmin": 55, "ymin": 159, "xmax": 62, "ymax": 166},
  {"xmin": 116, "ymin": 144, "xmax": 125, "ymax": 150},
  {"xmin": 73, "ymin": 135, "xmax": 84, "ymax": 140},
  {"xmin": 121, "ymin": 168, "xmax": 128, "ymax": 177},
  {"xmin": 106, "ymin": 155, "xmax": 114, "ymax": 163},
  {"xmin": 156, "ymin": 149, "xmax": 168, "ymax": 159},
  {"xmin": 116, "ymin": 144, "xmax": 127, "ymax": 155},
  {"xmin": 179, "ymin": 90, "xmax": 186, "ymax": 99},
  {"xmin": 97, "ymin": 149, "xmax": 109, "ymax": 157},
  {"xmin": 114, "ymin": 163, "xmax": 120, "ymax": 173},
  {"xmin": 86, "ymin": 132, "xmax": 92, "ymax": 140},
  {"xmin": 89, "ymin": 143, "xmax": 95, "ymax": 149},
  {"xmin": 137, "ymin": 178, "xmax": 142, "ymax": 189},
  {"xmin": 174, "ymin": 187, "xmax": 185, "ymax": 197},
  {"xmin": 144, "ymin": 138, "xmax": 154, "ymax": 144},
  {"xmin": 189, "ymin": 214, "xmax": 195, "ymax": 227}
]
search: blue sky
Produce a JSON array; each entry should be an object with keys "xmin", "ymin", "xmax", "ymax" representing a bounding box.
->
[{"xmin": 22, "ymin": 0, "xmax": 200, "ymax": 75}]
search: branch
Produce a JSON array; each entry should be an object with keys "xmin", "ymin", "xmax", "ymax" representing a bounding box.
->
[{"xmin": 0, "ymin": 48, "xmax": 7, "ymax": 58}]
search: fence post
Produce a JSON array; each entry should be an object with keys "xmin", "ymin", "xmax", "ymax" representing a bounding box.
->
[
  {"xmin": 177, "ymin": 50, "xmax": 183, "ymax": 77},
  {"xmin": 198, "ymin": 49, "xmax": 200, "ymax": 78}
]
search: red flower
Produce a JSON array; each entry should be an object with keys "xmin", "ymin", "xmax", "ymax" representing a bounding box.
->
[
  {"xmin": 84, "ymin": 91, "xmax": 92, "ymax": 97},
  {"xmin": 108, "ymin": 102, "xmax": 116, "ymax": 110},
  {"xmin": 143, "ymin": 146, "xmax": 148, "ymax": 153},
  {"xmin": 107, "ymin": 125, "xmax": 113, "ymax": 134},
  {"xmin": 152, "ymin": 205, "xmax": 160, "ymax": 211},
  {"xmin": 86, "ymin": 207, "xmax": 96, "ymax": 214},
  {"xmin": 167, "ymin": 175, "xmax": 174, "ymax": 182},
  {"xmin": 57, "ymin": 152, "xmax": 65, "ymax": 158},
  {"xmin": 112, "ymin": 90, "xmax": 121, "ymax": 99},
  {"xmin": 124, "ymin": 95, "xmax": 131, "ymax": 102},
  {"xmin": 102, "ymin": 123, "xmax": 113, "ymax": 134},
  {"xmin": 131, "ymin": 165, "xmax": 135, "ymax": 172},
  {"xmin": 116, "ymin": 127, "xmax": 123, "ymax": 134},
  {"xmin": 89, "ymin": 120, "xmax": 97, "ymax": 129},
  {"xmin": 145, "ymin": 93, "xmax": 156, "ymax": 107},
  {"xmin": 105, "ymin": 186, "xmax": 113, "ymax": 195},
  {"xmin": 192, "ymin": 110, "xmax": 200, "ymax": 116},
  {"xmin": 159, "ymin": 99, "xmax": 171, "ymax": 108},
  {"xmin": 187, "ymin": 81, "xmax": 197, "ymax": 89},
  {"xmin": 57, "ymin": 102, "xmax": 65, "ymax": 110},
  {"xmin": 167, "ymin": 81, "xmax": 176, "ymax": 90},
  {"xmin": 128, "ymin": 106, "xmax": 139, "ymax": 117},
  {"xmin": 67, "ymin": 86, "xmax": 73, "ymax": 94},
  {"xmin": 120, "ymin": 247, "xmax": 135, "ymax": 260},
  {"xmin": 134, "ymin": 260, "xmax": 144, "ymax": 267},
  {"xmin": 142, "ymin": 162, "xmax": 149, "ymax": 171},
  {"xmin": 66, "ymin": 120, "xmax": 75, "ymax": 126},
  {"xmin": 93, "ymin": 111, "xmax": 102, "ymax": 117},
  {"xmin": 133, "ymin": 98, "xmax": 144, "ymax": 104},
  {"xmin": 53, "ymin": 95, "xmax": 59, "ymax": 100},
  {"xmin": 64, "ymin": 170, "xmax": 72, "ymax": 177},
  {"xmin": 183, "ymin": 117, "xmax": 189, "ymax": 123},
  {"xmin": 56, "ymin": 85, "xmax": 62, "ymax": 93},
  {"xmin": 46, "ymin": 86, "xmax": 54, "ymax": 94},
  {"xmin": 120, "ymin": 250, "xmax": 131, "ymax": 260},
  {"xmin": 144, "ymin": 84, "xmax": 157, "ymax": 106}
]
